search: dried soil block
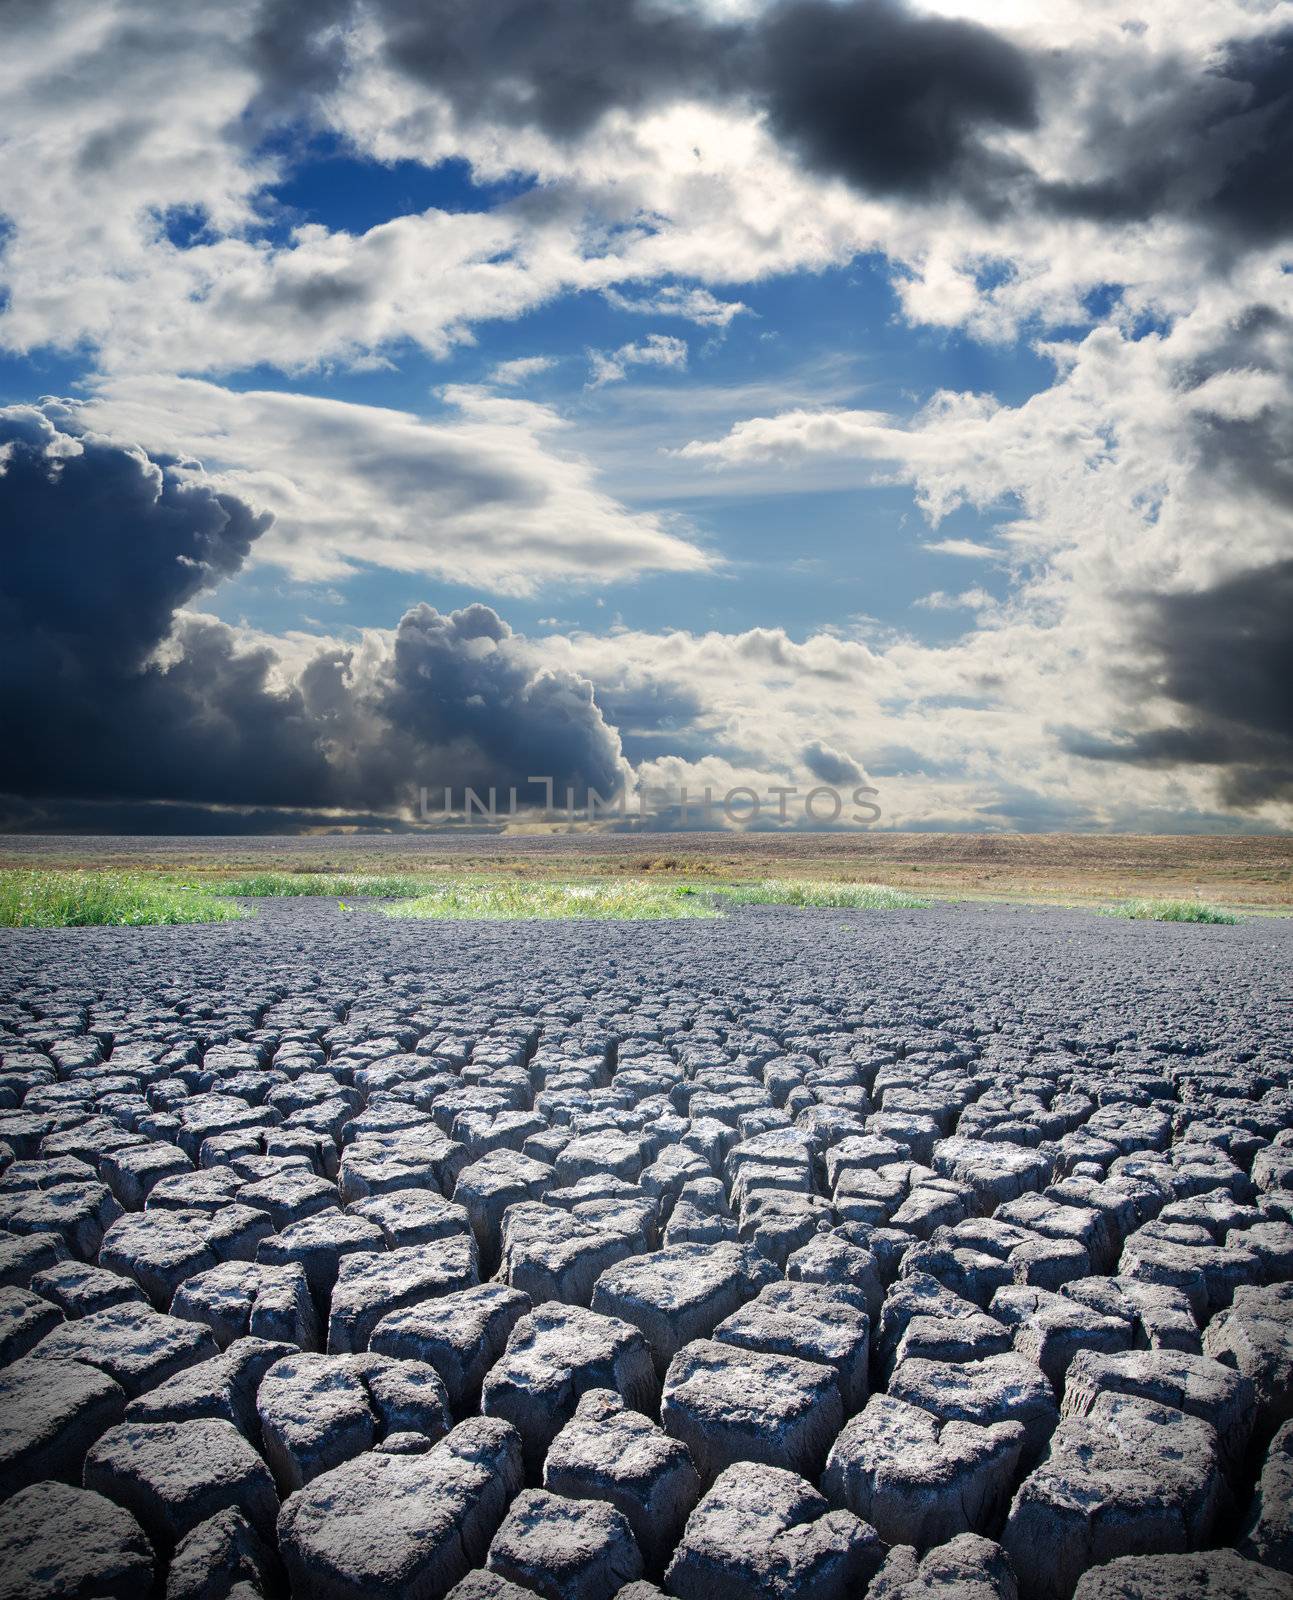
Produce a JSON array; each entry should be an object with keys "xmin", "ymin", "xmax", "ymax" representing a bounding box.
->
[
  {"xmin": 660, "ymin": 1338, "xmax": 843, "ymax": 1484},
  {"xmin": 665, "ymin": 1460, "xmax": 885, "ymax": 1600},
  {"xmin": 1002, "ymin": 1392, "xmax": 1223, "ymax": 1600},
  {"xmin": 277, "ymin": 1415, "xmax": 523, "ymax": 1600},
  {"xmin": 0, "ymin": 1481, "xmax": 155, "ymax": 1600}
]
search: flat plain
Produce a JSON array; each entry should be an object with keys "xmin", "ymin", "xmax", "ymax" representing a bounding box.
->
[{"xmin": 3, "ymin": 829, "xmax": 1291, "ymax": 910}]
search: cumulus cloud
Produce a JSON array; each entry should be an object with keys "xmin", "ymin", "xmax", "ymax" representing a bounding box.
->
[
  {"xmin": 677, "ymin": 406, "xmax": 900, "ymax": 469},
  {"xmin": 6, "ymin": 389, "xmax": 1285, "ymax": 834},
  {"xmin": 331, "ymin": 0, "xmax": 733, "ymax": 143},
  {"xmin": 371, "ymin": 614, "xmax": 628, "ymax": 806},
  {"xmin": 67, "ymin": 377, "xmax": 710, "ymax": 589},
  {"xmin": 0, "ymin": 405, "xmax": 329, "ymax": 812},
  {"xmin": 0, "ymin": 405, "xmax": 629, "ymax": 825},
  {"xmin": 249, "ymin": 0, "xmax": 1039, "ymax": 200}
]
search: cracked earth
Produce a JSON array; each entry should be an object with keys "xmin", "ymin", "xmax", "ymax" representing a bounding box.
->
[{"xmin": 1, "ymin": 899, "xmax": 1291, "ymax": 1600}]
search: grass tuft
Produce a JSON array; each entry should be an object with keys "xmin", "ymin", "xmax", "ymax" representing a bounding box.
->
[
  {"xmin": 202, "ymin": 872, "xmax": 438, "ymax": 898},
  {"xmin": 383, "ymin": 880, "xmax": 719, "ymax": 921},
  {"xmin": 1101, "ymin": 897, "xmax": 1239, "ymax": 925},
  {"xmin": 715, "ymin": 878, "xmax": 932, "ymax": 910},
  {"xmin": 0, "ymin": 871, "xmax": 247, "ymax": 928}
]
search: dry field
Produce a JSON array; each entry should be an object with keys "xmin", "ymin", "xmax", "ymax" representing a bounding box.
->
[{"xmin": 2, "ymin": 831, "xmax": 1289, "ymax": 910}]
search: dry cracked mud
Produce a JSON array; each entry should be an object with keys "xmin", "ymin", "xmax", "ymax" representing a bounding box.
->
[{"xmin": 0, "ymin": 897, "xmax": 1291, "ymax": 1600}]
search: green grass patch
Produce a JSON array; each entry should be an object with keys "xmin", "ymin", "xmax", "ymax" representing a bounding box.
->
[
  {"xmin": 714, "ymin": 878, "xmax": 933, "ymax": 910},
  {"xmin": 383, "ymin": 879, "xmax": 719, "ymax": 921},
  {"xmin": 202, "ymin": 872, "xmax": 438, "ymax": 898},
  {"xmin": 1101, "ymin": 897, "xmax": 1240, "ymax": 924},
  {"xmin": 0, "ymin": 870, "xmax": 248, "ymax": 928}
]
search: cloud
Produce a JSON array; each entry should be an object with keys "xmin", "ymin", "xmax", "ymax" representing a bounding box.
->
[
  {"xmin": 0, "ymin": 404, "xmax": 265, "ymax": 665},
  {"xmin": 0, "ymin": 405, "xmax": 330, "ymax": 810},
  {"xmin": 0, "ymin": 796, "xmax": 426, "ymax": 836},
  {"xmin": 603, "ymin": 285, "xmax": 750, "ymax": 327},
  {"xmin": 914, "ymin": 587, "xmax": 997, "ymax": 611},
  {"xmin": 247, "ymin": 1, "xmax": 1292, "ymax": 251},
  {"xmin": 1066, "ymin": 559, "xmax": 1293, "ymax": 805},
  {"xmin": 588, "ymin": 334, "xmax": 689, "ymax": 388},
  {"xmin": 3, "ymin": 4, "xmax": 1293, "ymax": 838},
  {"xmin": 366, "ymin": 602, "xmax": 628, "ymax": 807},
  {"xmin": 754, "ymin": 0, "xmax": 1037, "ymax": 203},
  {"xmin": 1038, "ymin": 27, "xmax": 1293, "ymax": 246},
  {"xmin": 554, "ymin": 279, "xmax": 1293, "ymax": 832},
  {"xmin": 490, "ymin": 355, "xmax": 557, "ymax": 385},
  {"xmin": 354, "ymin": 0, "xmax": 734, "ymax": 143},
  {"xmin": 676, "ymin": 406, "xmax": 900, "ymax": 468},
  {"xmin": 924, "ymin": 538, "xmax": 1000, "ymax": 558},
  {"xmin": 3, "ymin": 0, "xmax": 1292, "ymax": 386},
  {"xmin": 802, "ymin": 741, "xmax": 865, "ymax": 786},
  {"xmin": 6, "ymin": 392, "xmax": 1286, "ymax": 834},
  {"xmin": 244, "ymin": 0, "xmax": 1043, "ymax": 216},
  {"xmin": 0, "ymin": 404, "xmax": 631, "ymax": 821},
  {"xmin": 68, "ymin": 377, "xmax": 710, "ymax": 589},
  {"xmin": 252, "ymin": 0, "xmax": 1038, "ymax": 204}
]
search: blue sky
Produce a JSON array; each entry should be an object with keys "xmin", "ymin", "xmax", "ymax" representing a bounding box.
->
[
  {"xmin": 0, "ymin": 187, "xmax": 1044, "ymax": 647},
  {"xmin": 1, "ymin": 0, "xmax": 1289, "ymax": 833}
]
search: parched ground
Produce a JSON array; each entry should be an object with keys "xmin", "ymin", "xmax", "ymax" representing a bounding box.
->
[
  {"xmin": 1, "ymin": 900, "xmax": 1292, "ymax": 1600},
  {"xmin": 4, "ymin": 829, "xmax": 1292, "ymax": 908}
]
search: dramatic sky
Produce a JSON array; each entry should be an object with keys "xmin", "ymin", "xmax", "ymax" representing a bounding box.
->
[{"xmin": 2, "ymin": 0, "xmax": 1290, "ymax": 832}]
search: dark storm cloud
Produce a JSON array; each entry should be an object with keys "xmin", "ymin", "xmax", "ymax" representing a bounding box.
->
[
  {"xmin": 2, "ymin": 404, "xmax": 267, "ymax": 666},
  {"xmin": 588, "ymin": 679, "xmax": 710, "ymax": 764},
  {"xmin": 243, "ymin": 0, "xmax": 732, "ymax": 144},
  {"xmin": 0, "ymin": 406, "xmax": 332, "ymax": 808},
  {"xmin": 247, "ymin": 0, "xmax": 1035, "ymax": 205},
  {"xmin": 753, "ymin": 0, "xmax": 1036, "ymax": 201},
  {"xmin": 242, "ymin": 0, "xmax": 1293, "ymax": 244},
  {"xmin": 594, "ymin": 678, "xmax": 706, "ymax": 736},
  {"xmin": 1040, "ymin": 28, "xmax": 1293, "ymax": 244},
  {"xmin": 369, "ymin": 602, "xmax": 626, "ymax": 805},
  {"xmin": 1064, "ymin": 559, "xmax": 1293, "ymax": 806},
  {"xmin": 0, "ymin": 405, "xmax": 626, "ymax": 826},
  {"xmin": 1065, "ymin": 303, "xmax": 1293, "ymax": 809}
]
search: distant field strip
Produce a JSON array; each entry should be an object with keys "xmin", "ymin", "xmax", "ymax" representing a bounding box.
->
[{"xmin": 2, "ymin": 834, "xmax": 1288, "ymax": 909}]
